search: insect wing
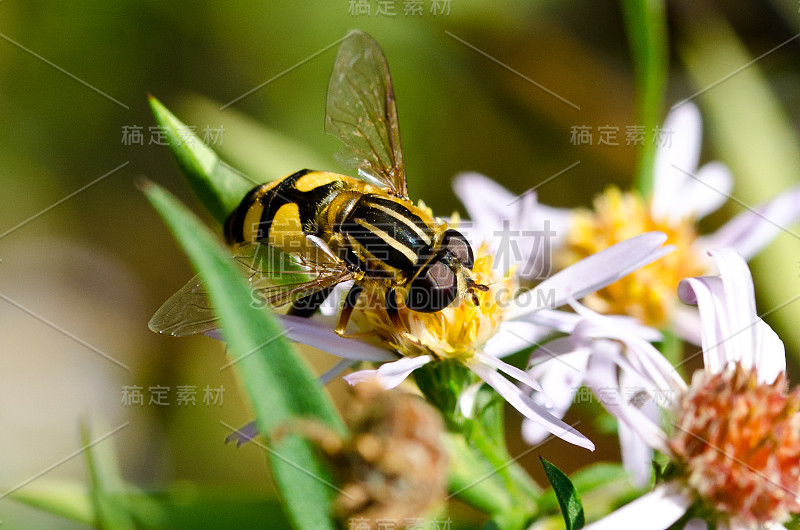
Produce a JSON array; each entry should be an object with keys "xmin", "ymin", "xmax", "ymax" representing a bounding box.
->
[
  {"xmin": 233, "ymin": 241, "xmax": 352, "ymax": 309},
  {"xmin": 148, "ymin": 274, "xmax": 218, "ymax": 337},
  {"xmin": 325, "ymin": 30, "xmax": 408, "ymax": 198},
  {"xmin": 233, "ymin": 241, "xmax": 319, "ymax": 290},
  {"xmin": 150, "ymin": 240, "xmax": 353, "ymax": 337}
]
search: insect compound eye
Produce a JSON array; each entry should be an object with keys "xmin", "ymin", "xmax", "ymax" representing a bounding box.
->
[
  {"xmin": 443, "ymin": 229, "xmax": 474, "ymax": 270},
  {"xmin": 405, "ymin": 259, "xmax": 458, "ymax": 313}
]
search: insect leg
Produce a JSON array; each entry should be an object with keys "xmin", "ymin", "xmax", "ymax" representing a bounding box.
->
[
  {"xmin": 287, "ymin": 285, "xmax": 335, "ymax": 318},
  {"xmin": 384, "ymin": 289, "xmax": 406, "ymax": 331},
  {"xmin": 334, "ymin": 287, "xmax": 378, "ymax": 339},
  {"xmin": 385, "ymin": 288, "xmax": 438, "ymax": 358},
  {"xmin": 335, "ymin": 284, "xmax": 365, "ymax": 337}
]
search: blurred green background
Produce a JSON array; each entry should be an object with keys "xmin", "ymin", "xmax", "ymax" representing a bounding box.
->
[{"xmin": 1, "ymin": 1, "xmax": 800, "ymax": 527}]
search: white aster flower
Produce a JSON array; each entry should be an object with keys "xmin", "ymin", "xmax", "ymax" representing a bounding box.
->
[
  {"xmin": 529, "ymin": 249, "xmax": 800, "ymax": 529},
  {"xmin": 261, "ymin": 231, "xmax": 672, "ymax": 452},
  {"xmin": 454, "ymin": 102, "xmax": 800, "ymax": 341}
]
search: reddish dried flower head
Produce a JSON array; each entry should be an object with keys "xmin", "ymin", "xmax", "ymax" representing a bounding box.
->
[{"xmin": 668, "ymin": 364, "xmax": 800, "ymax": 527}]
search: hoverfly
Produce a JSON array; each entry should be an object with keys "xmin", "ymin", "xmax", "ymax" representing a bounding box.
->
[{"xmin": 150, "ymin": 30, "xmax": 487, "ymax": 338}]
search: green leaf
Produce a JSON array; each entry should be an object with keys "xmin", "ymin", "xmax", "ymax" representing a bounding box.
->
[
  {"xmin": 540, "ymin": 457, "xmax": 585, "ymax": 530},
  {"xmin": 13, "ymin": 482, "xmax": 291, "ymax": 529},
  {"xmin": 143, "ymin": 181, "xmax": 345, "ymax": 530},
  {"xmin": 124, "ymin": 486, "xmax": 288, "ymax": 528},
  {"xmin": 81, "ymin": 422, "xmax": 135, "ymax": 530},
  {"xmin": 536, "ymin": 462, "xmax": 629, "ymax": 515},
  {"xmin": 124, "ymin": 489, "xmax": 290, "ymax": 529},
  {"xmin": 11, "ymin": 480, "xmax": 95, "ymax": 525},
  {"xmin": 180, "ymin": 94, "xmax": 333, "ymax": 183},
  {"xmin": 148, "ymin": 95, "xmax": 256, "ymax": 224},
  {"xmin": 620, "ymin": 0, "xmax": 668, "ymax": 196},
  {"xmin": 540, "ymin": 462, "xmax": 645, "ymax": 526}
]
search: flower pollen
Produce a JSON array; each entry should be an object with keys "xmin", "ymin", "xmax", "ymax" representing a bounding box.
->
[
  {"xmin": 668, "ymin": 364, "xmax": 800, "ymax": 527},
  {"xmin": 353, "ymin": 245, "xmax": 512, "ymax": 361},
  {"xmin": 558, "ymin": 186, "xmax": 703, "ymax": 327}
]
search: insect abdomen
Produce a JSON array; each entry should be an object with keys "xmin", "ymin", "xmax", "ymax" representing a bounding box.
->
[
  {"xmin": 340, "ymin": 194, "xmax": 434, "ymax": 273},
  {"xmin": 224, "ymin": 169, "xmax": 344, "ymax": 252}
]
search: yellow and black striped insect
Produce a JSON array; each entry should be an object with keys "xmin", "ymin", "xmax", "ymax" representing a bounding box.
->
[{"xmin": 150, "ymin": 30, "xmax": 487, "ymax": 337}]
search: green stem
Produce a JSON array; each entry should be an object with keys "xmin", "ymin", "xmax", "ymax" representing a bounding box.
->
[
  {"xmin": 659, "ymin": 329, "xmax": 684, "ymax": 378},
  {"xmin": 472, "ymin": 430, "xmax": 524, "ymax": 499},
  {"xmin": 414, "ymin": 361, "xmax": 539, "ymax": 526},
  {"xmin": 464, "ymin": 404, "xmax": 539, "ymax": 527},
  {"xmin": 444, "ymin": 433, "xmax": 513, "ymax": 516},
  {"xmin": 620, "ymin": 0, "xmax": 668, "ymax": 196}
]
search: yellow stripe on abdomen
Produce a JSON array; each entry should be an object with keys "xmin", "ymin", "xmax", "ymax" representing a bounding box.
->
[
  {"xmin": 294, "ymin": 171, "xmax": 347, "ymax": 192},
  {"xmin": 268, "ymin": 202, "xmax": 307, "ymax": 254},
  {"xmin": 242, "ymin": 203, "xmax": 266, "ymax": 242},
  {"xmin": 369, "ymin": 202, "xmax": 432, "ymax": 246}
]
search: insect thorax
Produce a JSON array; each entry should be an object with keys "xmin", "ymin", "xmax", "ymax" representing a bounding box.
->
[{"xmin": 336, "ymin": 193, "xmax": 438, "ymax": 276}]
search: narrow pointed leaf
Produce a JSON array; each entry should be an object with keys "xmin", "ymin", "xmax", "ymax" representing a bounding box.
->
[
  {"xmin": 537, "ymin": 463, "xmax": 640, "ymax": 516},
  {"xmin": 181, "ymin": 95, "xmax": 332, "ymax": 182},
  {"xmin": 540, "ymin": 457, "xmax": 585, "ymax": 530},
  {"xmin": 149, "ymin": 95, "xmax": 255, "ymax": 224},
  {"xmin": 81, "ymin": 422, "xmax": 135, "ymax": 530},
  {"xmin": 143, "ymin": 181, "xmax": 344, "ymax": 530},
  {"xmin": 13, "ymin": 483, "xmax": 291, "ymax": 528},
  {"xmin": 11, "ymin": 481, "xmax": 95, "ymax": 526}
]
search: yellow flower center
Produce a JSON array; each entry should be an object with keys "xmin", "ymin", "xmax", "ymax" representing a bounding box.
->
[
  {"xmin": 557, "ymin": 187, "xmax": 704, "ymax": 327},
  {"xmin": 668, "ymin": 364, "xmax": 800, "ymax": 527},
  {"xmin": 352, "ymin": 245, "xmax": 513, "ymax": 361}
]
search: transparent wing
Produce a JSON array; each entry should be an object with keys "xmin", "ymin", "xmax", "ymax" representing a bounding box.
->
[
  {"xmin": 149, "ymin": 240, "xmax": 352, "ymax": 337},
  {"xmin": 325, "ymin": 30, "xmax": 408, "ymax": 198},
  {"xmin": 233, "ymin": 240, "xmax": 352, "ymax": 308},
  {"xmin": 148, "ymin": 275, "xmax": 218, "ymax": 337}
]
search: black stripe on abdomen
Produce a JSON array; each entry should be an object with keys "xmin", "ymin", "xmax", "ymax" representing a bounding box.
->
[
  {"xmin": 225, "ymin": 170, "xmax": 344, "ymax": 244},
  {"xmin": 260, "ymin": 171, "xmax": 339, "ymax": 236},
  {"xmin": 343, "ymin": 196, "xmax": 432, "ymax": 272},
  {"xmin": 225, "ymin": 184, "xmax": 270, "ymax": 243},
  {"xmin": 360, "ymin": 196, "xmax": 433, "ymax": 244}
]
